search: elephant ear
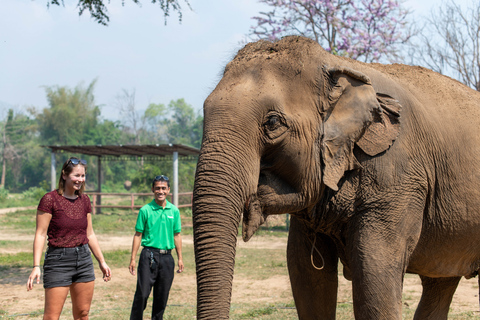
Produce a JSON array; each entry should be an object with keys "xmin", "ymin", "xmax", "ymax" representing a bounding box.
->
[
  {"xmin": 321, "ymin": 66, "xmax": 402, "ymax": 191},
  {"xmin": 356, "ymin": 93, "xmax": 401, "ymax": 156}
]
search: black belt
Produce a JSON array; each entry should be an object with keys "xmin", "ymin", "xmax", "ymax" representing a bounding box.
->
[{"xmin": 144, "ymin": 246, "xmax": 171, "ymax": 254}]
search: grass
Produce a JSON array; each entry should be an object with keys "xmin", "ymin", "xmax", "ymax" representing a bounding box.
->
[
  {"xmin": 234, "ymin": 247, "xmax": 288, "ymax": 279},
  {"xmin": 90, "ymin": 212, "xmax": 138, "ymax": 234},
  {"xmin": 0, "ymin": 210, "xmax": 36, "ymax": 232},
  {"xmin": 0, "ymin": 240, "xmax": 30, "ymax": 251},
  {"xmin": 0, "ymin": 192, "xmax": 40, "ymax": 209}
]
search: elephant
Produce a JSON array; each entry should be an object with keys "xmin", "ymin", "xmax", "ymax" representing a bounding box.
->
[{"xmin": 192, "ymin": 35, "xmax": 480, "ymax": 319}]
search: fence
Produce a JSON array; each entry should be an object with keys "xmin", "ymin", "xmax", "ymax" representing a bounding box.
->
[{"xmin": 86, "ymin": 192, "xmax": 193, "ymax": 214}]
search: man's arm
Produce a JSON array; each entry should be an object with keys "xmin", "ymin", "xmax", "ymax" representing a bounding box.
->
[
  {"xmin": 174, "ymin": 233, "xmax": 184, "ymax": 273},
  {"xmin": 129, "ymin": 231, "xmax": 142, "ymax": 275}
]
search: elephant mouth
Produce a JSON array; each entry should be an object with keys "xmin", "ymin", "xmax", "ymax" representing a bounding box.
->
[
  {"xmin": 243, "ymin": 194, "xmax": 268, "ymax": 241},
  {"xmin": 242, "ymin": 185, "xmax": 308, "ymax": 241},
  {"xmin": 242, "ymin": 170, "xmax": 314, "ymax": 241}
]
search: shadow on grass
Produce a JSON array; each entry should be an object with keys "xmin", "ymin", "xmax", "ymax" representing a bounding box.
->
[{"xmin": 0, "ymin": 266, "xmax": 31, "ymax": 285}]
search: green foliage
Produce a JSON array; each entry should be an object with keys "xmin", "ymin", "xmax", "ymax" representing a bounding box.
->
[
  {"xmin": 165, "ymin": 98, "xmax": 203, "ymax": 148},
  {"xmin": 131, "ymin": 162, "xmax": 170, "ymax": 192},
  {"xmin": 0, "ymin": 187, "xmax": 8, "ymax": 202},
  {"xmin": 36, "ymin": 80, "xmax": 100, "ymax": 145},
  {"xmin": 0, "ymin": 108, "xmax": 44, "ymax": 192},
  {"xmin": 22, "ymin": 186, "xmax": 48, "ymax": 204}
]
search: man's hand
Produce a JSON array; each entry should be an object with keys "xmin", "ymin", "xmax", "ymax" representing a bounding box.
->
[
  {"xmin": 177, "ymin": 259, "xmax": 184, "ymax": 273},
  {"xmin": 130, "ymin": 231, "xmax": 142, "ymax": 276},
  {"xmin": 129, "ymin": 259, "xmax": 136, "ymax": 275}
]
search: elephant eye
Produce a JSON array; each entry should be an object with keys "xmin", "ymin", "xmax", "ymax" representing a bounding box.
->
[
  {"xmin": 263, "ymin": 113, "xmax": 288, "ymax": 140},
  {"xmin": 265, "ymin": 115, "xmax": 281, "ymax": 130}
]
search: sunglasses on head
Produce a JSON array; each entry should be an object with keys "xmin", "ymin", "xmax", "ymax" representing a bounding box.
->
[
  {"xmin": 154, "ymin": 175, "xmax": 169, "ymax": 181},
  {"xmin": 68, "ymin": 158, "xmax": 87, "ymax": 166}
]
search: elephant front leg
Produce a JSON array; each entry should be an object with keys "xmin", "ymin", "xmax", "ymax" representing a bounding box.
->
[
  {"xmin": 413, "ymin": 275, "xmax": 461, "ymax": 320},
  {"xmin": 350, "ymin": 253, "xmax": 405, "ymax": 319},
  {"xmin": 349, "ymin": 229, "xmax": 412, "ymax": 320},
  {"xmin": 287, "ymin": 217, "xmax": 339, "ymax": 320}
]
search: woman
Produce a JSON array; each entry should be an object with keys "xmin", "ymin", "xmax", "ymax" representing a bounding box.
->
[{"xmin": 26, "ymin": 157, "xmax": 111, "ymax": 320}]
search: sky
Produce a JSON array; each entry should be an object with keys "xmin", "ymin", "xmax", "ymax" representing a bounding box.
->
[{"xmin": 0, "ymin": 0, "xmax": 469, "ymax": 122}]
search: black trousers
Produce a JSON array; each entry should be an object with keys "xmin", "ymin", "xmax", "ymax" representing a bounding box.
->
[{"xmin": 130, "ymin": 247, "xmax": 175, "ymax": 320}]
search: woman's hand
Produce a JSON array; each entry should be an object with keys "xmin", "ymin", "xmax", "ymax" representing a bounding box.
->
[
  {"xmin": 99, "ymin": 261, "xmax": 112, "ymax": 282},
  {"xmin": 26, "ymin": 266, "xmax": 41, "ymax": 291}
]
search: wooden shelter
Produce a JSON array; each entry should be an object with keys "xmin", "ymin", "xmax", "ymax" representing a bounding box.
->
[{"xmin": 44, "ymin": 144, "xmax": 200, "ymax": 207}]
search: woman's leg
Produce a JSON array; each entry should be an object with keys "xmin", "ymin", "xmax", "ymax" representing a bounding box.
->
[
  {"xmin": 44, "ymin": 286, "xmax": 70, "ymax": 320},
  {"xmin": 70, "ymin": 281, "xmax": 95, "ymax": 320}
]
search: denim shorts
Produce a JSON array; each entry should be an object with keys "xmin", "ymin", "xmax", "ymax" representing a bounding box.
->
[{"xmin": 43, "ymin": 243, "xmax": 96, "ymax": 288}]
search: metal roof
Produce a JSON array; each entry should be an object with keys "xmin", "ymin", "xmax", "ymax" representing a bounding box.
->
[{"xmin": 45, "ymin": 144, "xmax": 200, "ymax": 158}]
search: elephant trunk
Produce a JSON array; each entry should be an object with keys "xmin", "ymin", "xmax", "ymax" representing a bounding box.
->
[{"xmin": 193, "ymin": 142, "xmax": 258, "ymax": 319}]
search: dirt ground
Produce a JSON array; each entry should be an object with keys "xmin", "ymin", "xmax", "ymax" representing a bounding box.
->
[{"xmin": 1, "ymin": 230, "xmax": 479, "ymax": 318}]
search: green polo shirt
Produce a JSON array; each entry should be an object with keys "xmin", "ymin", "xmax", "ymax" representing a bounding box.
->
[{"xmin": 135, "ymin": 199, "xmax": 181, "ymax": 250}]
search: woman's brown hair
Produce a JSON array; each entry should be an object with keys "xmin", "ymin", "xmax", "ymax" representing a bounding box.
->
[{"xmin": 57, "ymin": 157, "xmax": 87, "ymax": 196}]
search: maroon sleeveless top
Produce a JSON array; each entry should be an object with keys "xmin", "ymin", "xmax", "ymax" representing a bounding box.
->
[{"xmin": 37, "ymin": 190, "xmax": 92, "ymax": 248}]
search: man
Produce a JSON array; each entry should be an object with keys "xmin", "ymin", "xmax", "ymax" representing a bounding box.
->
[{"xmin": 129, "ymin": 175, "xmax": 184, "ymax": 320}]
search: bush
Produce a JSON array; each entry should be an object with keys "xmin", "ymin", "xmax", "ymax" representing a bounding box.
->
[
  {"xmin": 22, "ymin": 187, "xmax": 47, "ymax": 204},
  {"xmin": 0, "ymin": 188, "xmax": 8, "ymax": 202}
]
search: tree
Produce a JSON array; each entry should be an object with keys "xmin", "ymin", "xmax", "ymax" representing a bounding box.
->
[
  {"xmin": 115, "ymin": 88, "xmax": 145, "ymax": 144},
  {"xmin": 165, "ymin": 99, "xmax": 203, "ymax": 148},
  {"xmin": 46, "ymin": 0, "xmax": 191, "ymax": 26},
  {"xmin": 143, "ymin": 102, "xmax": 168, "ymax": 143},
  {"xmin": 414, "ymin": 0, "xmax": 480, "ymax": 91},
  {"xmin": 249, "ymin": 0, "xmax": 414, "ymax": 63},
  {"xmin": 35, "ymin": 80, "xmax": 101, "ymax": 145},
  {"xmin": 0, "ymin": 109, "xmax": 43, "ymax": 191}
]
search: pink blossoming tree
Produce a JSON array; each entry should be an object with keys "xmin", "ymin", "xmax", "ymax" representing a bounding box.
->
[{"xmin": 250, "ymin": 0, "xmax": 413, "ymax": 63}]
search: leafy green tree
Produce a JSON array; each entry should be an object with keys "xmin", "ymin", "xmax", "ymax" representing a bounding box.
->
[
  {"xmin": 0, "ymin": 108, "xmax": 45, "ymax": 191},
  {"xmin": 46, "ymin": 0, "xmax": 191, "ymax": 25},
  {"xmin": 130, "ymin": 159, "xmax": 196, "ymax": 195},
  {"xmin": 165, "ymin": 98, "xmax": 203, "ymax": 148},
  {"xmin": 35, "ymin": 80, "xmax": 101, "ymax": 145},
  {"xmin": 84, "ymin": 119, "xmax": 130, "ymax": 145},
  {"xmin": 143, "ymin": 102, "xmax": 168, "ymax": 143}
]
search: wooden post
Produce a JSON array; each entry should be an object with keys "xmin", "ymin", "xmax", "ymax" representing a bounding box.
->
[
  {"xmin": 97, "ymin": 157, "xmax": 102, "ymax": 214},
  {"xmin": 92, "ymin": 194, "xmax": 97, "ymax": 215},
  {"xmin": 131, "ymin": 193, "xmax": 135, "ymax": 212},
  {"xmin": 50, "ymin": 152, "xmax": 56, "ymax": 191}
]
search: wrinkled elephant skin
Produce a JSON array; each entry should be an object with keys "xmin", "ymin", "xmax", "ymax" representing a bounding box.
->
[{"xmin": 192, "ymin": 36, "xmax": 480, "ymax": 320}]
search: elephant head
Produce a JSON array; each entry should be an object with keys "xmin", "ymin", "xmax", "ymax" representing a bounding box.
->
[{"xmin": 193, "ymin": 36, "xmax": 401, "ymax": 319}]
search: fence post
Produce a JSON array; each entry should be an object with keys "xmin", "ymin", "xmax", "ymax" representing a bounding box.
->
[
  {"xmin": 131, "ymin": 194, "xmax": 135, "ymax": 212},
  {"xmin": 92, "ymin": 194, "xmax": 97, "ymax": 215}
]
